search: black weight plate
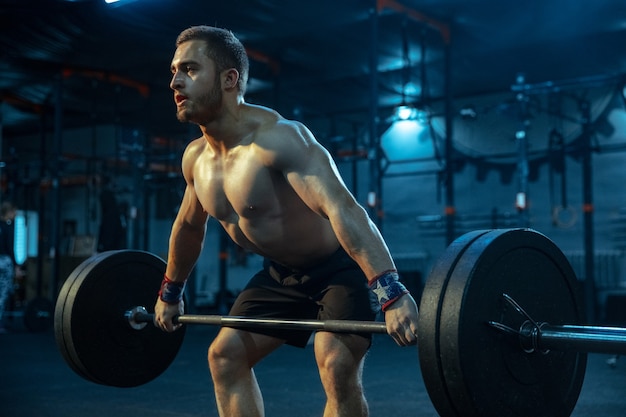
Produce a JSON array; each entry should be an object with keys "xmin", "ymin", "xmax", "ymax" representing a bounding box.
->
[
  {"xmin": 55, "ymin": 251, "xmax": 112, "ymax": 382},
  {"xmin": 418, "ymin": 229, "xmax": 491, "ymax": 417},
  {"xmin": 54, "ymin": 250, "xmax": 186, "ymax": 387},
  {"xmin": 439, "ymin": 229, "xmax": 587, "ymax": 417},
  {"xmin": 24, "ymin": 296, "xmax": 54, "ymax": 332}
]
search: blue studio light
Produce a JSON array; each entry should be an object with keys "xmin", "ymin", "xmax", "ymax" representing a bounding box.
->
[
  {"xmin": 380, "ymin": 105, "xmax": 440, "ymax": 174},
  {"xmin": 395, "ymin": 105, "xmax": 417, "ymax": 121},
  {"xmin": 381, "ymin": 118, "xmax": 430, "ymax": 162},
  {"xmin": 14, "ymin": 213, "xmax": 27, "ymax": 265}
]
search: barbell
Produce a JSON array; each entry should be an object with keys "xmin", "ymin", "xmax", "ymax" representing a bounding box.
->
[{"xmin": 53, "ymin": 228, "xmax": 626, "ymax": 417}]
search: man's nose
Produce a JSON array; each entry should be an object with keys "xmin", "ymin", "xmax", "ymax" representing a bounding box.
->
[{"xmin": 170, "ymin": 72, "xmax": 183, "ymax": 89}]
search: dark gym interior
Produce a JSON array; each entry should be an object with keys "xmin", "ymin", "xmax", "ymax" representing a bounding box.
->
[{"xmin": 1, "ymin": 1, "xmax": 626, "ymax": 416}]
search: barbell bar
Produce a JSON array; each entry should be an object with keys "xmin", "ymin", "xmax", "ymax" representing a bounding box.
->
[
  {"xmin": 53, "ymin": 228, "xmax": 626, "ymax": 417},
  {"xmin": 125, "ymin": 305, "xmax": 389, "ymax": 333},
  {"xmin": 487, "ymin": 292, "xmax": 626, "ymax": 354},
  {"xmin": 122, "ymin": 305, "xmax": 626, "ymax": 355}
]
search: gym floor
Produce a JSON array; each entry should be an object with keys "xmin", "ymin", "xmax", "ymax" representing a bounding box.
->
[{"xmin": 1, "ymin": 323, "xmax": 625, "ymax": 417}]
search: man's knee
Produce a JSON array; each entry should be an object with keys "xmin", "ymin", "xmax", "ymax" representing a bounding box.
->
[
  {"xmin": 315, "ymin": 334, "xmax": 368, "ymax": 381},
  {"xmin": 208, "ymin": 330, "xmax": 246, "ymax": 378},
  {"xmin": 208, "ymin": 329, "xmax": 284, "ymax": 377}
]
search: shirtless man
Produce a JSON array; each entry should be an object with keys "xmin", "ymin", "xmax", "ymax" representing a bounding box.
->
[{"xmin": 154, "ymin": 26, "xmax": 419, "ymax": 417}]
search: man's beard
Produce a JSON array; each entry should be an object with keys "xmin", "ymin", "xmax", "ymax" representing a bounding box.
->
[{"xmin": 177, "ymin": 82, "xmax": 222, "ymax": 124}]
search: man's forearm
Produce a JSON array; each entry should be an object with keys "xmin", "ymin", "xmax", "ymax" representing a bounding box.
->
[
  {"xmin": 165, "ymin": 220, "xmax": 206, "ymax": 282},
  {"xmin": 331, "ymin": 203, "xmax": 396, "ymax": 279}
]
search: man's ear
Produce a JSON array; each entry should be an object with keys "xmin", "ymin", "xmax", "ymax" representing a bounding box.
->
[{"xmin": 222, "ymin": 68, "xmax": 240, "ymax": 91}]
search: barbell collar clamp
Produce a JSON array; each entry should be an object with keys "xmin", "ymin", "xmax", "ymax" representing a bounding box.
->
[{"xmin": 125, "ymin": 306, "xmax": 149, "ymax": 330}]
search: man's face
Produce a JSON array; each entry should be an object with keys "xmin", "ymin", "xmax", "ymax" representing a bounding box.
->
[{"xmin": 169, "ymin": 40, "xmax": 222, "ymax": 124}]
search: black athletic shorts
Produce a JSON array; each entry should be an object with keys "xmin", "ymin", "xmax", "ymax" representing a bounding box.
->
[{"xmin": 228, "ymin": 247, "xmax": 379, "ymax": 347}]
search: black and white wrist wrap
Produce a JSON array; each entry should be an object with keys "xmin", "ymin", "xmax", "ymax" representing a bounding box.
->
[
  {"xmin": 158, "ymin": 275, "xmax": 186, "ymax": 304},
  {"xmin": 369, "ymin": 269, "xmax": 409, "ymax": 311}
]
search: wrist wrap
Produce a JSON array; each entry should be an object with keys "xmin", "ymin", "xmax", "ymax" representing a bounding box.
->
[
  {"xmin": 369, "ymin": 270, "xmax": 409, "ymax": 311},
  {"xmin": 159, "ymin": 275, "xmax": 186, "ymax": 304}
]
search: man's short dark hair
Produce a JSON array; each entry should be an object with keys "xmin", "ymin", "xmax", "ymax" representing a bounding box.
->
[{"xmin": 176, "ymin": 26, "xmax": 249, "ymax": 95}]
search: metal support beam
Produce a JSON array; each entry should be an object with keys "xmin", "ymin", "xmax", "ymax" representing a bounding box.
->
[
  {"xmin": 368, "ymin": 1, "xmax": 382, "ymax": 227},
  {"xmin": 580, "ymin": 100, "xmax": 595, "ymax": 322},
  {"xmin": 377, "ymin": 0, "xmax": 450, "ymax": 44},
  {"xmin": 514, "ymin": 75, "xmax": 531, "ymax": 228},
  {"xmin": 443, "ymin": 39, "xmax": 455, "ymax": 244},
  {"xmin": 50, "ymin": 73, "xmax": 63, "ymax": 299}
]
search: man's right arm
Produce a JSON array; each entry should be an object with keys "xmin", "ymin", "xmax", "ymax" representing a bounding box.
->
[
  {"xmin": 155, "ymin": 141, "xmax": 209, "ymax": 332},
  {"xmin": 166, "ymin": 138, "xmax": 209, "ymax": 282},
  {"xmin": 165, "ymin": 183, "xmax": 209, "ymax": 282}
]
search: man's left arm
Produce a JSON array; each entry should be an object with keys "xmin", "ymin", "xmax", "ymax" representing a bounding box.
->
[{"xmin": 273, "ymin": 121, "xmax": 419, "ymax": 346}]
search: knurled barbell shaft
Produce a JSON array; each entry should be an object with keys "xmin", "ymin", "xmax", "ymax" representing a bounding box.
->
[
  {"xmin": 493, "ymin": 293, "xmax": 626, "ymax": 354},
  {"xmin": 131, "ymin": 307, "xmax": 626, "ymax": 353},
  {"xmin": 130, "ymin": 308, "xmax": 388, "ymax": 334},
  {"xmin": 527, "ymin": 324, "xmax": 626, "ymax": 354}
]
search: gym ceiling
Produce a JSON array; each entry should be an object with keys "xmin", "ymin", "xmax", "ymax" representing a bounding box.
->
[{"xmin": 1, "ymin": 0, "xmax": 625, "ymax": 143}]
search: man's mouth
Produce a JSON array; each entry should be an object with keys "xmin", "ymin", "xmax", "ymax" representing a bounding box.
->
[{"xmin": 175, "ymin": 94, "xmax": 188, "ymax": 104}]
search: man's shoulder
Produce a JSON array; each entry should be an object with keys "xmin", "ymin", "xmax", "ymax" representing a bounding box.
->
[
  {"xmin": 252, "ymin": 113, "xmax": 311, "ymax": 146},
  {"xmin": 245, "ymin": 105, "xmax": 282, "ymax": 132},
  {"xmin": 183, "ymin": 137, "xmax": 207, "ymax": 156},
  {"xmin": 253, "ymin": 119, "xmax": 313, "ymax": 158}
]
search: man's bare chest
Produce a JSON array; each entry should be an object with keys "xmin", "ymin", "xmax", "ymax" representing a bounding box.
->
[{"xmin": 192, "ymin": 155, "xmax": 280, "ymax": 221}]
